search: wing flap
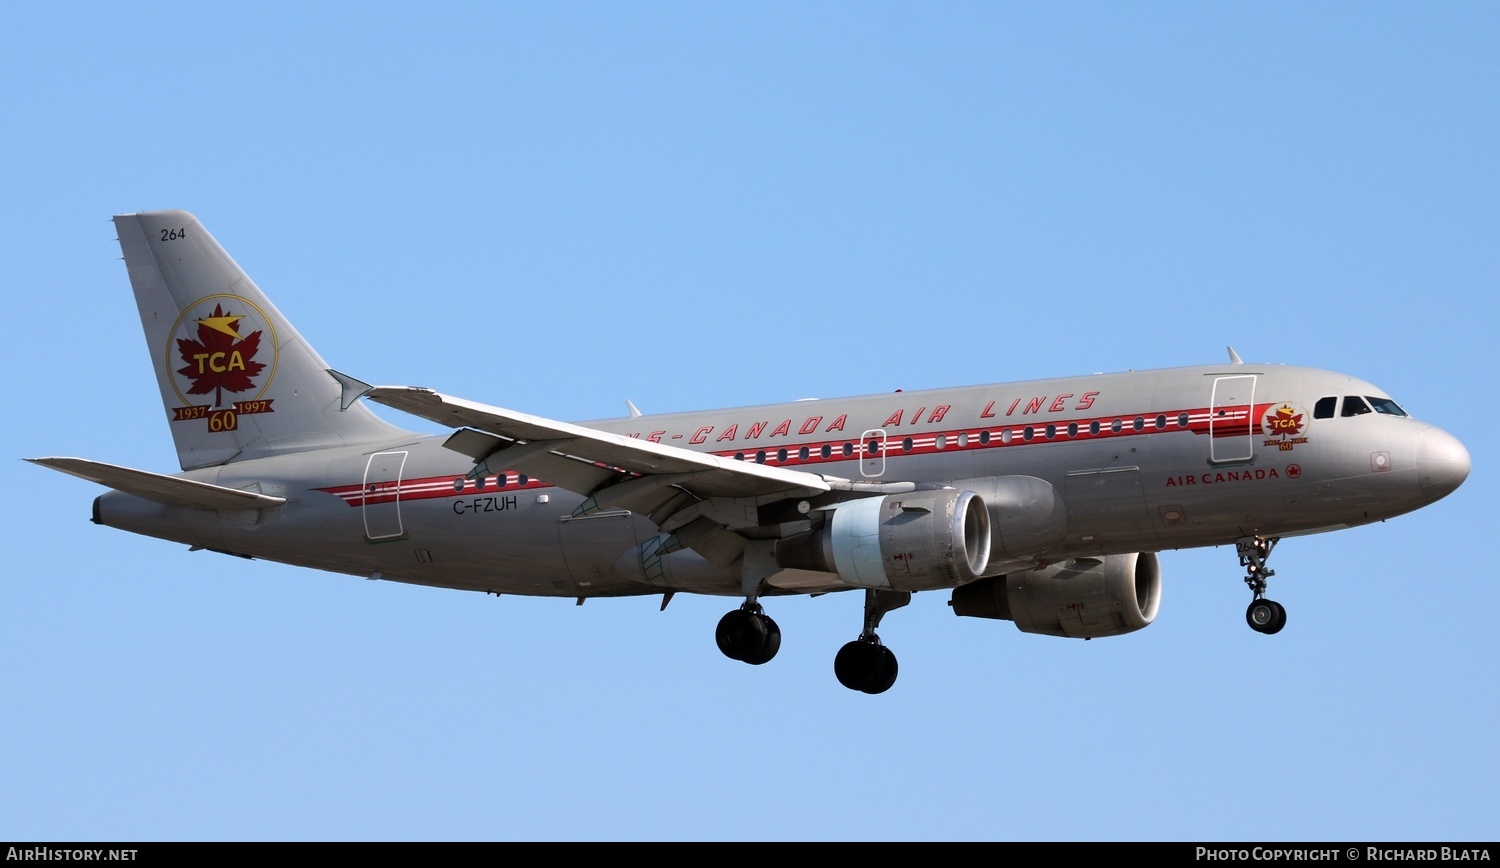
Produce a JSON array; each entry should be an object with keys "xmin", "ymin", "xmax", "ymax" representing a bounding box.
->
[{"xmin": 26, "ymin": 457, "xmax": 286, "ymax": 511}]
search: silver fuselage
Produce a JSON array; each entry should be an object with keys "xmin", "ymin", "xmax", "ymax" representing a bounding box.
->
[{"xmin": 95, "ymin": 362, "xmax": 1469, "ymax": 599}]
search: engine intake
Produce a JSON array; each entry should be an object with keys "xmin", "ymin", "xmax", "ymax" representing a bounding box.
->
[
  {"xmin": 949, "ymin": 552, "xmax": 1161, "ymax": 638},
  {"xmin": 776, "ymin": 489, "xmax": 991, "ymax": 591}
]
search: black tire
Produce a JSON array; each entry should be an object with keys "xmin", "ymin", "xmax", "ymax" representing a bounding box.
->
[
  {"xmin": 742, "ymin": 614, "xmax": 781, "ymax": 665},
  {"xmin": 716, "ymin": 609, "xmax": 767, "ymax": 661},
  {"xmin": 862, "ymin": 646, "xmax": 899, "ymax": 695},
  {"xmin": 1246, "ymin": 599, "xmax": 1277, "ymax": 633},
  {"xmin": 1263, "ymin": 600, "xmax": 1287, "ymax": 635},
  {"xmin": 835, "ymin": 640, "xmax": 891, "ymax": 692}
]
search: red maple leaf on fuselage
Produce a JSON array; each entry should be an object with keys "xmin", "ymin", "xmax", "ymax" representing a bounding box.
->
[
  {"xmin": 176, "ymin": 304, "xmax": 266, "ymax": 407},
  {"xmin": 1267, "ymin": 406, "xmax": 1304, "ymax": 435}
]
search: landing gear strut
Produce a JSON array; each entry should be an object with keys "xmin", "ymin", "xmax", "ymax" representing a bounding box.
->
[
  {"xmin": 716, "ymin": 601, "xmax": 781, "ymax": 665},
  {"xmin": 834, "ymin": 589, "xmax": 909, "ymax": 694},
  {"xmin": 1238, "ymin": 535, "xmax": 1287, "ymax": 635}
]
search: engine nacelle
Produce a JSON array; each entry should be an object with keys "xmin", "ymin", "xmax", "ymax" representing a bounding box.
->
[
  {"xmin": 775, "ymin": 489, "xmax": 991, "ymax": 591},
  {"xmin": 949, "ymin": 475, "xmax": 1068, "ymax": 563},
  {"xmin": 949, "ymin": 552, "xmax": 1161, "ymax": 638}
]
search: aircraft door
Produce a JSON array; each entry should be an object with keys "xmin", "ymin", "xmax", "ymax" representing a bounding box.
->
[
  {"xmin": 362, "ymin": 451, "xmax": 408, "ymax": 541},
  {"xmin": 860, "ymin": 428, "xmax": 887, "ymax": 478},
  {"xmin": 1209, "ymin": 376, "xmax": 1256, "ymax": 464}
]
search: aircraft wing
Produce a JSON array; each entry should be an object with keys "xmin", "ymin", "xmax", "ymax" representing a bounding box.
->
[
  {"xmin": 356, "ymin": 382, "xmax": 838, "ymax": 505},
  {"xmin": 25, "ymin": 457, "xmax": 287, "ymax": 510}
]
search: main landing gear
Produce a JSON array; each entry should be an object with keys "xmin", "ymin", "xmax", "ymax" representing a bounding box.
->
[
  {"xmin": 716, "ymin": 601, "xmax": 781, "ymax": 665},
  {"xmin": 1238, "ymin": 535, "xmax": 1287, "ymax": 635},
  {"xmin": 833, "ymin": 589, "xmax": 909, "ymax": 695},
  {"xmin": 715, "ymin": 588, "xmax": 910, "ymax": 694}
]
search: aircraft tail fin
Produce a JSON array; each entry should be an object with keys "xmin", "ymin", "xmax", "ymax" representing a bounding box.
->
[{"xmin": 113, "ymin": 210, "xmax": 406, "ymax": 470}]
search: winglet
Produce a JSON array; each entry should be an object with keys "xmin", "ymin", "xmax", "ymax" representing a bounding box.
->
[
  {"xmin": 328, "ymin": 369, "xmax": 375, "ymax": 411},
  {"xmin": 1226, "ymin": 347, "xmax": 1244, "ymax": 365},
  {"xmin": 626, "ymin": 399, "xmax": 643, "ymax": 418}
]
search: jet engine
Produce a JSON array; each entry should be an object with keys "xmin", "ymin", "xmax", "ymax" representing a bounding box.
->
[
  {"xmin": 950, "ymin": 475, "xmax": 1068, "ymax": 562},
  {"xmin": 949, "ymin": 552, "xmax": 1161, "ymax": 638},
  {"xmin": 775, "ymin": 489, "xmax": 990, "ymax": 591}
]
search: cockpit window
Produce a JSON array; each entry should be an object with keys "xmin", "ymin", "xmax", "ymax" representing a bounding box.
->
[{"xmin": 1320, "ymin": 395, "xmax": 1409, "ymax": 420}]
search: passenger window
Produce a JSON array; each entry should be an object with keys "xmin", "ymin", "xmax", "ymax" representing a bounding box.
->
[
  {"xmin": 1341, "ymin": 396, "xmax": 1372, "ymax": 417},
  {"xmin": 1314, "ymin": 397, "xmax": 1337, "ymax": 419},
  {"xmin": 1367, "ymin": 397, "xmax": 1408, "ymax": 417}
]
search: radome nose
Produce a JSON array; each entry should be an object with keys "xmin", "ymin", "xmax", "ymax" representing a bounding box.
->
[{"xmin": 1417, "ymin": 426, "xmax": 1470, "ymax": 500}]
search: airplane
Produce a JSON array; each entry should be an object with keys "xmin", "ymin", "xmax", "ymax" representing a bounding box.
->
[{"xmin": 28, "ymin": 210, "xmax": 1472, "ymax": 694}]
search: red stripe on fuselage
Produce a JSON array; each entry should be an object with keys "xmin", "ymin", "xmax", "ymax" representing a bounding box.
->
[{"xmin": 316, "ymin": 402, "xmax": 1272, "ymax": 505}]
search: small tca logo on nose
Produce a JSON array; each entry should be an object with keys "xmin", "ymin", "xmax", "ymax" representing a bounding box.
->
[{"xmin": 1261, "ymin": 403, "xmax": 1310, "ymax": 452}]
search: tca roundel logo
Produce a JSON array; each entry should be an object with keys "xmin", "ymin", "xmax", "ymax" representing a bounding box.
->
[
  {"xmin": 164, "ymin": 294, "xmax": 279, "ymax": 430},
  {"xmin": 1261, "ymin": 402, "xmax": 1310, "ymax": 452}
]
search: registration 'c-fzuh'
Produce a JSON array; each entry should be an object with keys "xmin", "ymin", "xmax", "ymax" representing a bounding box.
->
[{"xmin": 30, "ymin": 211, "xmax": 1472, "ymax": 693}]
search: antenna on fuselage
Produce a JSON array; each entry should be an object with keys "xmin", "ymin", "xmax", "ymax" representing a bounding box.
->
[
  {"xmin": 1227, "ymin": 347, "xmax": 1244, "ymax": 365},
  {"xmin": 626, "ymin": 399, "xmax": 643, "ymax": 418}
]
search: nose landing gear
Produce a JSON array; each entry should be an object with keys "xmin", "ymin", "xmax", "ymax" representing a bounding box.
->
[{"xmin": 1238, "ymin": 535, "xmax": 1287, "ymax": 634}]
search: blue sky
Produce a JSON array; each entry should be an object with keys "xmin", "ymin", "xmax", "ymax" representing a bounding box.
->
[{"xmin": 2, "ymin": 3, "xmax": 1496, "ymax": 842}]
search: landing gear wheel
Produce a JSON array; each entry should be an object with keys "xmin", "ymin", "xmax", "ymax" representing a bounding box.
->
[
  {"xmin": 716, "ymin": 607, "xmax": 781, "ymax": 664},
  {"xmin": 834, "ymin": 639, "xmax": 899, "ymax": 694},
  {"xmin": 1265, "ymin": 599, "xmax": 1286, "ymax": 634},
  {"xmin": 1246, "ymin": 598, "xmax": 1287, "ymax": 635},
  {"xmin": 716, "ymin": 608, "xmax": 763, "ymax": 661},
  {"xmin": 742, "ymin": 615, "xmax": 781, "ymax": 665}
]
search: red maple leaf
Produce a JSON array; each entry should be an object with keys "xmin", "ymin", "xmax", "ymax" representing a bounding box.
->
[
  {"xmin": 176, "ymin": 304, "xmax": 266, "ymax": 407},
  {"xmin": 1266, "ymin": 405, "xmax": 1304, "ymax": 436}
]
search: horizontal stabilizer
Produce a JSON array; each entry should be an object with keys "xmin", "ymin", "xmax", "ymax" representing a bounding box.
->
[{"xmin": 25, "ymin": 457, "xmax": 286, "ymax": 510}]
